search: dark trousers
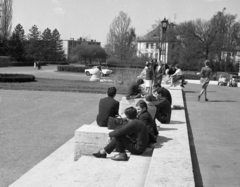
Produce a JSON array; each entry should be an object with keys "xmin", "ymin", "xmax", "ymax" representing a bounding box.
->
[
  {"xmin": 155, "ymin": 111, "xmax": 171, "ymax": 124},
  {"xmin": 104, "ymin": 136, "xmax": 143, "ymax": 155}
]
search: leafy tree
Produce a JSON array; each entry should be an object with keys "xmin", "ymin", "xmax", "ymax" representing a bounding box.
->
[
  {"xmin": 41, "ymin": 28, "xmax": 53, "ymax": 61},
  {"xmin": 52, "ymin": 29, "xmax": 65, "ymax": 61},
  {"xmin": 25, "ymin": 25, "xmax": 42, "ymax": 61},
  {"xmin": 70, "ymin": 43, "xmax": 107, "ymax": 65},
  {"xmin": 106, "ymin": 11, "xmax": 137, "ymax": 62},
  {"xmin": 8, "ymin": 24, "xmax": 26, "ymax": 61}
]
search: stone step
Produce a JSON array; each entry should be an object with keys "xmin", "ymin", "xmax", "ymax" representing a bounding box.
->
[
  {"xmin": 116, "ymin": 148, "xmax": 153, "ymax": 187},
  {"xmin": 144, "ymin": 89, "xmax": 194, "ymax": 187},
  {"xmin": 53, "ymin": 154, "xmax": 128, "ymax": 187},
  {"xmin": 9, "ymin": 138, "xmax": 75, "ymax": 187}
]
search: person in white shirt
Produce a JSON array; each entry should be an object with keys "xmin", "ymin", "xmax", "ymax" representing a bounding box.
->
[{"xmin": 169, "ymin": 64, "xmax": 185, "ymax": 87}]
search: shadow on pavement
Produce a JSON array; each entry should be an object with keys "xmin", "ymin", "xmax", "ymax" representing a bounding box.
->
[
  {"xmin": 182, "ymin": 90, "xmax": 204, "ymax": 187},
  {"xmin": 185, "ymin": 91, "xmax": 197, "ymax": 93},
  {"xmin": 155, "ymin": 136, "xmax": 173, "ymax": 149},
  {"xmin": 159, "ymin": 127, "xmax": 177, "ymax": 131},
  {"xmin": 209, "ymin": 100, "xmax": 237, "ymax": 102},
  {"xmin": 170, "ymin": 120, "xmax": 185, "ymax": 124}
]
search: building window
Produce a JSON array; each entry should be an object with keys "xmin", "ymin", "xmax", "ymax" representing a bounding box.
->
[
  {"xmin": 151, "ymin": 43, "xmax": 154, "ymax": 49},
  {"xmin": 146, "ymin": 43, "xmax": 149, "ymax": 49}
]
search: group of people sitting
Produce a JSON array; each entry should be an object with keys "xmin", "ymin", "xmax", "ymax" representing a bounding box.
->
[{"xmin": 93, "ymin": 65, "xmax": 173, "ymax": 161}]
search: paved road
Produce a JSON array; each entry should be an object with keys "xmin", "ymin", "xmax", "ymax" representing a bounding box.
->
[{"xmin": 184, "ymin": 83, "xmax": 240, "ymax": 187}]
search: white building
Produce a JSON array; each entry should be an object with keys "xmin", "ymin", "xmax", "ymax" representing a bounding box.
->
[{"xmin": 137, "ymin": 25, "xmax": 169, "ymax": 63}]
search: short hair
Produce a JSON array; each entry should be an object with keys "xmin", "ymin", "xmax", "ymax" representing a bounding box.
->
[
  {"xmin": 156, "ymin": 87, "xmax": 164, "ymax": 94},
  {"xmin": 204, "ymin": 60, "xmax": 210, "ymax": 66},
  {"xmin": 137, "ymin": 79, "xmax": 144, "ymax": 85},
  {"xmin": 124, "ymin": 107, "xmax": 137, "ymax": 119},
  {"xmin": 107, "ymin": 87, "xmax": 117, "ymax": 97},
  {"xmin": 175, "ymin": 64, "xmax": 179, "ymax": 68},
  {"xmin": 136, "ymin": 100, "xmax": 148, "ymax": 110},
  {"xmin": 153, "ymin": 82, "xmax": 161, "ymax": 88},
  {"xmin": 145, "ymin": 94, "xmax": 155, "ymax": 102}
]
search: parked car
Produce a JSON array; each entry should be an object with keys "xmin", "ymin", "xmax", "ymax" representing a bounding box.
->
[
  {"xmin": 218, "ymin": 75, "xmax": 227, "ymax": 86},
  {"xmin": 84, "ymin": 66, "xmax": 113, "ymax": 76}
]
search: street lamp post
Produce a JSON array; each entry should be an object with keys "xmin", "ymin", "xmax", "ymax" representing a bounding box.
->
[{"xmin": 161, "ymin": 18, "xmax": 169, "ymax": 63}]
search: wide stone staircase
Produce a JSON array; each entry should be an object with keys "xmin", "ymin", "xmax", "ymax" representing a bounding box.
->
[{"xmin": 10, "ymin": 86, "xmax": 195, "ymax": 187}]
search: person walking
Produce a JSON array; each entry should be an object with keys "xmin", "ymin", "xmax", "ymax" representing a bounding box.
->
[{"xmin": 197, "ymin": 60, "xmax": 212, "ymax": 101}]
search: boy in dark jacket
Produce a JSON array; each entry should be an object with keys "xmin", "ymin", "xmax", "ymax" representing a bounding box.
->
[
  {"xmin": 152, "ymin": 91, "xmax": 171, "ymax": 124},
  {"xmin": 136, "ymin": 100, "xmax": 157, "ymax": 144},
  {"xmin": 93, "ymin": 107, "xmax": 149, "ymax": 161}
]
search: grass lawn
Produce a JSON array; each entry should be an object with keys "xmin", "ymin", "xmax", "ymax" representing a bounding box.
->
[{"xmin": 0, "ymin": 78, "xmax": 127, "ymax": 94}]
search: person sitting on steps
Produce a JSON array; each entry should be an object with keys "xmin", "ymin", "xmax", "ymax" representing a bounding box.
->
[
  {"xmin": 92, "ymin": 107, "xmax": 149, "ymax": 161},
  {"xmin": 136, "ymin": 100, "xmax": 157, "ymax": 146}
]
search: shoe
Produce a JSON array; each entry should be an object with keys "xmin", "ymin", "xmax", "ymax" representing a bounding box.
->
[
  {"xmin": 180, "ymin": 84, "xmax": 185, "ymax": 88},
  {"xmin": 92, "ymin": 151, "xmax": 107, "ymax": 158},
  {"xmin": 198, "ymin": 96, "xmax": 200, "ymax": 101},
  {"xmin": 111, "ymin": 153, "xmax": 128, "ymax": 161},
  {"xmin": 205, "ymin": 98, "xmax": 209, "ymax": 101}
]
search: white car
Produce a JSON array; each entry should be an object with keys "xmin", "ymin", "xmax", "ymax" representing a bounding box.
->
[{"xmin": 84, "ymin": 66, "xmax": 113, "ymax": 76}]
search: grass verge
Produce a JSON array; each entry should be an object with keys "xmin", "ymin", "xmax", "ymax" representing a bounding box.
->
[{"xmin": 0, "ymin": 78, "xmax": 127, "ymax": 94}]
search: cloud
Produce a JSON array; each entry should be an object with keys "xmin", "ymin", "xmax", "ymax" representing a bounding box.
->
[
  {"xmin": 53, "ymin": 7, "xmax": 65, "ymax": 16},
  {"xmin": 52, "ymin": 0, "xmax": 61, "ymax": 5},
  {"xmin": 205, "ymin": 0, "xmax": 222, "ymax": 1}
]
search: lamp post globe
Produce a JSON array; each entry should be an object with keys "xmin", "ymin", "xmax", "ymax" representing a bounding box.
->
[{"xmin": 161, "ymin": 17, "xmax": 169, "ymax": 33}]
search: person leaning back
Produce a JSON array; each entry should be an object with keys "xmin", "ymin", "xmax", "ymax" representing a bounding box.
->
[{"xmin": 96, "ymin": 87, "xmax": 119, "ymax": 127}]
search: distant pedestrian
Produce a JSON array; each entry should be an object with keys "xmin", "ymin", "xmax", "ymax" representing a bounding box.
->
[{"xmin": 197, "ymin": 60, "xmax": 212, "ymax": 101}]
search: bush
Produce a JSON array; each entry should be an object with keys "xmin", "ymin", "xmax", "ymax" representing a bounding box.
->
[
  {"xmin": 107, "ymin": 57, "xmax": 145, "ymax": 69},
  {"xmin": 183, "ymin": 73, "xmax": 217, "ymax": 81},
  {"xmin": 111, "ymin": 68, "xmax": 142, "ymax": 86},
  {"xmin": 0, "ymin": 74, "xmax": 35, "ymax": 82},
  {"xmin": 57, "ymin": 65, "xmax": 89, "ymax": 73},
  {"xmin": 0, "ymin": 56, "xmax": 10, "ymax": 67},
  {"xmin": 9, "ymin": 61, "xmax": 35, "ymax": 66}
]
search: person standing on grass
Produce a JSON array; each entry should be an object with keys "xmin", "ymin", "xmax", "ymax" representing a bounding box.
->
[
  {"xmin": 197, "ymin": 60, "xmax": 212, "ymax": 101},
  {"xmin": 96, "ymin": 87, "xmax": 119, "ymax": 127}
]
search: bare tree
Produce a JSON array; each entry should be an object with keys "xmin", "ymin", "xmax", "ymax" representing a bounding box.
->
[
  {"xmin": 0, "ymin": 0, "xmax": 13, "ymax": 39},
  {"xmin": 106, "ymin": 11, "xmax": 136, "ymax": 61}
]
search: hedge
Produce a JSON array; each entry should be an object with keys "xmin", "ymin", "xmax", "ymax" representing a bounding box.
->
[
  {"xmin": 0, "ymin": 74, "xmax": 35, "ymax": 82},
  {"xmin": 183, "ymin": 73, "xmax": 217, "ymax": 81},
  {"xmin": 0, "ymin": 56, "xmax": 10, "ymax": 67},
  {"xmin": 57, "ymin": 65, "xmax": 89, "ymax": 73},
  {"xmin": 9, "ymin": 61, "xmax": 68, "ymax": 67}
]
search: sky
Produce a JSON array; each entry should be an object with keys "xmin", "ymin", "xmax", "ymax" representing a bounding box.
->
[{"xmin": 12, "ymin": 0, "xmax": 240, "ymax": 46}]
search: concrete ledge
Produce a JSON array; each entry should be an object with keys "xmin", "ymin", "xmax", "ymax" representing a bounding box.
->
[
  {"xmin": 144, "ymin": 89, "xmax": 194, "ymax": 187},
  {"xmin": 74, "ymin": 124, "xmax": 112, "ymax": 161}
]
